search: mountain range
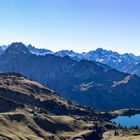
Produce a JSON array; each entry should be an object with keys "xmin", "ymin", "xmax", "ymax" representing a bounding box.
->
[
  {"xmin": 0, "ymin": 42, "xmax": 140, "ymax": 110},
  {"xmin": 0, "ymin": 44, "xmax": 140, "ymax": 77},
  {"xmin": 27, "ymin": 46, "xmax": 140, "ymax": 78}
]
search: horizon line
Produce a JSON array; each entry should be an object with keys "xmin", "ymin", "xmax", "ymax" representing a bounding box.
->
[{"xmin": 0, "ymin": 41, "xmax": 140, "ymax": 56}]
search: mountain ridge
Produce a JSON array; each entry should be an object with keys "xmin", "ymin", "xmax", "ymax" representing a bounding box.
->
[
  {"xmin": 0, "ymin": 43, "xmax": 140, "ymax": 77},
  {"xmin": 0, "ymin": 42, "xmax": 140, "ymax": 110}
]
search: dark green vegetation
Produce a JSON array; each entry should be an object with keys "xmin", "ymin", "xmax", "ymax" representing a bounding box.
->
[{"xmin": 0, "ymin": 43, "xmax": 140, "ymax": 110}]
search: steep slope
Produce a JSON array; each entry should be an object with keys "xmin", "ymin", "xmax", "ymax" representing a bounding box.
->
[
  {"xmin": 0, "ymin": 73, "xmax": 139, "ymax": 139},
  {"xmin": 0, "ymin": 72, "xmax": 116, "ymax": 140},
  {"xmin": 0, "ymin": 72, "xmax": 97, "ymax": 116},
  {"xmin": 0, "ymin": 43, "xmax": 140, "ymax": 110},
  {"xmin": 27, "ymin": 44, "xmax": 53, "ymax": 56},
  {"xmin": 0, "ymin": 45, "xmax": 7, "ymax": 55}
]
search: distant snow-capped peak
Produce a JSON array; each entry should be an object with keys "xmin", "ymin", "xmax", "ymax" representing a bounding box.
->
[{"xmin": 26, "ymin": 45, "xmax": 53, "ymax": 56}]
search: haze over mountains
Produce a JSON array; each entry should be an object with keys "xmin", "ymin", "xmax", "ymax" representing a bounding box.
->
[{"xmin": 0, "ymin": 42, "xmax": 140, "ymax": 110}]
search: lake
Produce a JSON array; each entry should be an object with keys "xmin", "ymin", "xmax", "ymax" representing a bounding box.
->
[{"xmin": 111, "ymin": 114, "xmax": 140, "ymax": 128}]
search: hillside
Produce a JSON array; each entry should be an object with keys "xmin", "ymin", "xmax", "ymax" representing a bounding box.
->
[
  {"xmin": 0, "ymin": 73, "xmax": 139, "ymax": 140},
  {"xmin": 0, "ymin": 72, "xmax": 115, "ymax": 140},
  {"xmin": 0, "ymin": 72, "xmax": 97, "ymax": 116},
  {"xmin": 0, "ymin": 100, "xmax": 103, "ymax": 140}
]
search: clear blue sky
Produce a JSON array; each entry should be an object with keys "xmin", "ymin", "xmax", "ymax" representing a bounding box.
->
[{"xmin": 0, "ymin": 0, "xmax": 140, "ymax": 54}]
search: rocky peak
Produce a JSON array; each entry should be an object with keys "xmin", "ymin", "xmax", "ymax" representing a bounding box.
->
[{"xmin": 4, "ymin": 42, "xmax": 30, "ymax": 55}]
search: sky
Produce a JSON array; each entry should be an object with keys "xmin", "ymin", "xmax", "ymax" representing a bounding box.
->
[{"xmin": 0, "ymin": 0, "xmax": 140, "ymax": 54}]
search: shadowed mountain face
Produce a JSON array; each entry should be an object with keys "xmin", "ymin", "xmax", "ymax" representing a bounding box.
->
[
  {"xmin": 26, "ymin": 46, "xmax": 140, "ymax": 77},
  {"xmin": 1, "ymin": 44, "xmax": 140, "ymax": 77},
  {"xmin": 0, "ymin": 72, "xmax": 96, "ymax": 116},
  {"xmin": 80, "ymin": 48, "xmax": 140, "ymax": 77},
  {"xmin": 0, "ymin": 43, "xmax": 140, "ymax": 110}
]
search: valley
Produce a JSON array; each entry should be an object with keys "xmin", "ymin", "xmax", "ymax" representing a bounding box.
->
[
  {"xmin": 1, "ymin": 0, "xmax": 140, "ymax": 139},
  {"xmin": 0, "ymin": 43, "xmax": 140, "ymax": 110},
  {"xmin": 0, "ymin": 72, "xmax": 139, "ymax": 139},
  {"xmin": 0, "ymin": 43, "xmax": 139, "ymax": 139}
]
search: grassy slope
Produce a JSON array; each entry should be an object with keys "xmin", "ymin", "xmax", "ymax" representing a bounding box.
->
[{"xmin": 0, "ymin": 107, "xmax": 98, "ymax": 140}]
